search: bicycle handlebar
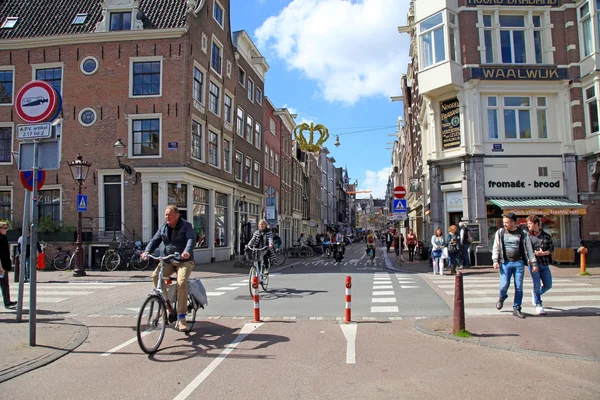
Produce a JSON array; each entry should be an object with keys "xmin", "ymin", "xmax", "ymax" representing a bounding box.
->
[
  {"xmin": 246, "ymin": 246, "xmax": 270, "ymax": 252},
  {"xmin": 144, "ymin": 252, "xmax": 181, "ymax": 261}
]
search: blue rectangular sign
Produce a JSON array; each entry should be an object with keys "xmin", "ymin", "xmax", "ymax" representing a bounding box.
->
[
  {"xmin": 77, "ymin": 194, "xmax": 88, "ymax": 212},
  {"xmin": 393, "ymin": 199, "xmax": 407, "ymax": 213}
]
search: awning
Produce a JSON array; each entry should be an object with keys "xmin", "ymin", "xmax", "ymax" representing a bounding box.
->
[{"xmin": 487, "ymin": 197, "xmax": 587, "ymax": 216}]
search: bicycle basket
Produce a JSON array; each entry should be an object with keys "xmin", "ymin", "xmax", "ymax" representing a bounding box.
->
[{"xmin": 245, "ymin": 249, "xmax": 266, "ymax": 261}]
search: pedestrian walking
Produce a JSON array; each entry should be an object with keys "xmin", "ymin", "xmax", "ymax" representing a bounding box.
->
[
  {"xmin": 17, "ymin": 230, "xmax": 42, "ymax": 282},
  {"xmin": 458, "ymin": 221, "xmax": 471, "ymax": 269},
  {"xmin": 393, "ymin": 229, "xmax": 400, "ymax": 257},
  {"xmin": 430, "ymin": 228, "xmax": 446, "ymax": 275},
  {"xmin": 492, "ymin": 212, "xmax": 537, "ymax": 319},
  {"xmin": 385, "ymin": 230, "xmax": 392, "ymax": 252},
  {"xmin": 526, "ymin": 215, "xmax": 553, "ymax": 315},
  {"xmin": 0, "ymin": 222, "xmax": 16, "ymax": 309},
  {"xmin": 446, "ymin": 225, "xmax": 460, "ymax": 275},
  {"xmin": 406, "ymin": 229, "xmax": 417, "ymax": 262}
]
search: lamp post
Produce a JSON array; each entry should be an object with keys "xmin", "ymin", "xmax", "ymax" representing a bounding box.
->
[
  {"xmin": 113, "ymin": 138, "xmax": 134, "ymax": 175},
  {"xmin": 67, "ymin": 154, "xmax": 92, "ymax": 277}
]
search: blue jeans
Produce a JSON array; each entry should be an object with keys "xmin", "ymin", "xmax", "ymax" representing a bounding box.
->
[
  {"xmin": 460, "ymin": 245, "xmax": 471, "ymax": 267},
  {"xmin": 499, "ymin": 261, "xmax": 525, "ymax": 309},
  {"xmin": 529, "ymin": 264, "xmax": 552, "ymax": 306}
]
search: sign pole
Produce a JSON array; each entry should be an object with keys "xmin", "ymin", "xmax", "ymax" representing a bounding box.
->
[
  {"xmin": 29, "ymin": 139, "xmax": 39, "ymax": 346},
  {"xmin": 16, "ymin": 189, "xmax": 31, "ymax": 322}
]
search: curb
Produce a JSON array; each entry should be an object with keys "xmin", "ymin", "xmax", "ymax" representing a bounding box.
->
[
  {"xmin": 0, "ymin": 318, "xmax": 89, "ymax": 384},
  {"xmin": 412, "ymin": 317, "xmax": 600, "ymax": 363}
]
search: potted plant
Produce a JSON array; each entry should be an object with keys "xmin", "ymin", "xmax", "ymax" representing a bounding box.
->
[{"xmin": 37, "ymin": 216, "xmax": 75, "ymax": 242}]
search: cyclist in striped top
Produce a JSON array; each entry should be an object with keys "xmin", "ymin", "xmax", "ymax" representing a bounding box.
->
[{"xmin": 246, "ymin": 220, "xmax": 276, "ymax": 276}]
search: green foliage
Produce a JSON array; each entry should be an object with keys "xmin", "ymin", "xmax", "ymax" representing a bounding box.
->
[
  {"xmin": 454, "ymin": 329, "xmax": 472, "ymax": 338},
  {"xmin": 579, "ymin": 271, "xmax": 591, "ymax": 276},
  {"xmin": 37, "ymin": 216, "xmax": 59, "ymax": 233}
]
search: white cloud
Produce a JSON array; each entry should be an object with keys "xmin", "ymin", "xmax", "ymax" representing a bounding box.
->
[
  {"xmin": 282, "ymin": 104, "xmax": 317, "ymax": 125},
  {"xmin": 356, "ymin": 166, "xmax": 392, "ymax": 199},
  {"xmin": 255, "ymin": 0, "xmax": 410, "ymax": 105}
]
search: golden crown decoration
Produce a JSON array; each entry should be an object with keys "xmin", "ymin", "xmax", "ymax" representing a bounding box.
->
[{"xmin": 294, "ymin": 123, "xmax": 329, "ymax": 153}]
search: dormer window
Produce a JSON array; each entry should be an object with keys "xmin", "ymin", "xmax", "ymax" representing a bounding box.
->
[
  {"xmin": 213, "ymin": 0, "xmax": 224, "ymax": 28},
  {"xmin": 110, "ymin": 11, "xmax": 131, "ymax": 31},
  {"xmin": 1, "ymin": 17, "xmax": 18, "ymax": 29},
  {"xmin": 72, "ymin": 13, "xmax": 88, "ymax": 25}
]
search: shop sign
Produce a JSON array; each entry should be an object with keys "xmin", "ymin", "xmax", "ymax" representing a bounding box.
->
[
  {"xmin": 484, "ymin": 158, "xmax": 565, "ymax": 196},
  {"xmin": 409, "ymin": 178, "xmax": 420, "ymax": 192},
  {"xmin": 471, "ymin": 66, "xmax": 568, "ymax": 81},
  {"xmin": 466, "ymin": 0, "xmax": 558, "ymax": 6},
  {"xmin": 440, "ymin": 98, "xmax": 461, "ymax": 150},
  {"xmin": 504, "ymin": 208, "xmax": 587, "ymax": 216}
]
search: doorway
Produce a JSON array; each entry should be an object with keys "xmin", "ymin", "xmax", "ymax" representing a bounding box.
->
[
  {"xmin": 103, "ymin": 175, "xmax": 122, "ymax": 233},
  {"xmin": 448, "ymin": 212, "xmax": 462, "ymax": 228}
]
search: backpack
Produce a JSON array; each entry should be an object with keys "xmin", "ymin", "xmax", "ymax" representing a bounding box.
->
[{"xmin": 367, "ymin": 236, "xmax": 374, "ymax": 244}]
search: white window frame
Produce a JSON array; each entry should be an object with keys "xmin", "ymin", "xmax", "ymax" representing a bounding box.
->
[
  {"xmin": 270, "ymin": 149, "xmax": 274, "ymax": 172},
  {"xmin": 270, "ymin": 117, "xmax": 276, "ymax": 135},
  {"xmin": 223, "ymin": 89, "xmax": 234, "ymax": 130},
  {"xmin": 128, "ymin": 113, "xmax": 163, "ymax": 158},
  {"xmin": 97, "ymin": 172, "xmax": 123, "ymax": 233},
  {"xmin": 223, "ymin": 135, "xmax": 232, "ymax": 173},
  {"xmin": 256, "ymin": 87, "xmax": 263, "ymax": 106},
  {"xmin": 245, "ymin": 156, "xmax": 252, "ymax": 185},
  {"xmin": 213, "ymin": 0, "xmax": 225, "ymax": 29},
  {"xmin": 191, "ymin": 115, "xmax": 206, "ymax": 163},
  {"xmin": 483, "ymin": 94, "xmax": 549, "ymax": 141},
  {"xmin": 80, "ymin": 56, "xmax": 99, "ymax": 76},
  {"xmin": 31, "ymin": 62, "xmax": 64, "ymax": 95},
  {"xmin": 238, "ymin": 67, "xmax": 246, "ymax": 88},
  {"xmin": 275, "ymin": 153, "xmax": 279, "ymax": 176},
  {"xmin": 247, "ymin": 78, "xmax": 254, "ymax": 102},
  {"xmin": 236, "ymin": 106, "xmax": 244, "ymax": 137},
  {"xmin": 254, "ymin": 121, "xmax": 261, "ymax": 149},
  {"xmin": 0, "ymin": 122, "xmax": 14, "ymax": 166},
  {"xmin": 265, "ymin": 144, "xmax": 270, "ymax": 169},
  {"xmin": 78, "ymin": 107, "xmax": 98, "ymax": 127},
  {"xmin": 129, "ymin": 56, "xmax": 163, "ymax": 98},
  {"xmin": 419, "ymin": 12, "xmax": 446, "ymax": 69},
  {"xmin": 207, "ymin": 125, "xmax": 221, "ymax": 168},
  {"xmin": 235, "ymin": 151, "xmax": 243, "ymax": 181},
  {"xmin": 246, "ymin": 114, "xmax": 253, "ymax": 145},
  {"xmin": 584, "ymin": 83, "xmax": 599, "ymax": 136},
  {"xmin": 0, "ymin": 65, "xmax": 15, "ymax": 106},
  {"xmin": 211, "ymin": 36, "xmax": 224, "ymax": 77},
  {"xmin": 253, "ymin": 161, "xmax": 260, "ymax": 188},
  {"xmin": 1, "ymin": 17, "xmax": 18, "ymax": 29},
  {"xmin": 193, "ymin": 61, "xmax": 207, "ymax": 110},
  {"xmin": 208, "ymin": 78, "xmax": 222, "ymax": 117}
]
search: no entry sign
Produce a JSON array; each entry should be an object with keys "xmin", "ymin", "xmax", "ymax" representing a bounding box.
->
[
  {"xmin": 393, "ymin": 186, "xmax": 406, "ymax": 199},
  {"xmin": 15, "ymin": 80, "xmax": 60, "ymax": 123}
]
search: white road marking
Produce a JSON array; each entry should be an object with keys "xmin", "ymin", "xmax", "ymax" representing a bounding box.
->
[
  {"xmin": 229, "ymin": 283, "xmax": 248, "ymax": 286},
  {"xmin": 10, "ymin": 290, "xmax": 94, "ymax": 296},
  {"xmin": 447, "ymin": 287, "xmax": 600, "ymax": 295},
  {"xmin": 464, "ymin": 295, "xmax": 600, "ymax": 304},
  {"xmin": 101, "ymin": 336, "xmax": 141, "ymax": 356},
  {"xmin": 373, "ymin": 277, "xmax": 392, "ymax": 281},
  {"xmin": 370, "ymin": 306, "xmax": 399, "ymax": 313},
  {"xmin": 214, "ymin": 287, "xmax": 239, "ymax": 291},
  {"xmin": 340, "ymin": 323, "xmax": 357, "ymax": 364},
  {"xmin": 373, "ymin": 281, "xmax": 391, "ymax": 285},
  {"xmin": 372, "ymin": 298, "xmax": 397, "ymax": 303},
  {"xmin": 174, "ymin": 323, "xmax": 263, "ymax": 400},
  {"xmin": 436, "ymin": 282, "xmax": 590, "ymax": 289},
  {"xmin": 372, "ymin": 285, "xmax": 393, "ymax": 289},
  {"xmin": 372, "ymin": 291, "xmax": 395, "ymax": 296},
  {"xmin": 206, "ymin": 292, "xmax": 226, "ymax": 296},
  {"xmin": 465, "ymin": 305, "xmax": 600, "ymax": 316},
  {"xmin": 400, "ymin": 285, "xmax": 419, "ymax": 289},
  {"xmin": 16, "ymin": 297, "xmax": 68, "ymax": 303}
]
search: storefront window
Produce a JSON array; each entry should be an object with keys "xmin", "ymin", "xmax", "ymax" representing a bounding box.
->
[
  {"xmin": 193, "ymin": 187, "xmax": 208, "ymax": 248},
  {"xmin": 214, "ymin": 192, "xmax": 228, "ymax": 247},
  {"xmin": 168, "ymin": 183, "xmax": 187, "ymax": 220},
  {"xmin": 249, "ymin": 203, "xmax": 259, "ymax": 231}
]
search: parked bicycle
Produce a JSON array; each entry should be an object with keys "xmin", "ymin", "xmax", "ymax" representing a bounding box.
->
[
  {"xmin": 246, "ymin": 246, "xmax": 270, "ymax": 297},
  {"xmin": 136, "ymin": 253, "xmax": 201, "ymax": 354},
  {"xmin": 52, "ymin": 246, "xmax": 75, "ymax": 271},
  {"xmin": 102, "ymin": 240, "xmax": 150, "ymax": 271}
]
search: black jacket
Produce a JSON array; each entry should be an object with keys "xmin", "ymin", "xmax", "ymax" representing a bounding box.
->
[
  {"xmin": 145, "ymin": 218, "xmax": 196, "ymax": 261},
  {"xmin": 0, "ymin": 234, "xmax": 11, "ymax": 271}
]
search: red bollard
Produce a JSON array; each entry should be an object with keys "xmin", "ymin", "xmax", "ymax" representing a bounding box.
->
[
  {"xmin": 344, "ymin": 276, "xmax": 352, "ymax": 323},
  {"xmin": 252, "ymin": 276, "xmax": 262, "ymax": 322},
  {"xmin": 452, "ymin": 271, "xmax": 466, "ymax": 334}
]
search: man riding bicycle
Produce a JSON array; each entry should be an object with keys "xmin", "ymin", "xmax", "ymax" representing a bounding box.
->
[
  {"xmin": 366, "ymin": 230, "xmax": 376, "ymax": 262},
  {"xmin": 246, "ymin": 220, "xmax": 276, "ymax": 275},
  {"xmin": 142, "ymin": 205, "xmax": 195, "ymax": 331}
]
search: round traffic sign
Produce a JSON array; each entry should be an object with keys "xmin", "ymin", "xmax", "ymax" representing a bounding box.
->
[
  {"xmin": 20, "ymin": 170, "xmax": 46, "ymax": 191},
  {"xmin": 14, "ymin": 80, "xmax": 59, "ymax": 123},
  {"xmin": 393, "ymin": 185, "xmax": 406, "ymax": 199}
]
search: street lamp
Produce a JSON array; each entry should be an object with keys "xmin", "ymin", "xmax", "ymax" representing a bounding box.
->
[
  {"xmin": 67, "ymin": 154, "xmax": 92, "ymax": 277},
  {"xmin": 113, "ymin": 138, "xmax": 134, "ymax": 175}
]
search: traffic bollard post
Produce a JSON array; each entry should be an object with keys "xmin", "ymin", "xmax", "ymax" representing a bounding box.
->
[
  {"xmin": 578, "ymin": 245, "xmax": 588, "ymax": 275},
  {"xmin": 252, "ymin": 276, "xmax": 262, "ymax": 322},
  {"xmin": 344, "ymin": 276, "xmax": 352, "ymax": 323},
  {"xmin": 452, "ymin": 271, "xmax": 466, "ymax": 335}
]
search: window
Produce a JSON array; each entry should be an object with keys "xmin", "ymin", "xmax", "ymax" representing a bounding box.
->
[
  {"xmin": 538, "ymin": 167, "xmax": 548, "ymax": 177},
  {"xmin": 275, "ymin": 154, "xmax": 279, "ymax": 176},
  {"xmin": 483, "ymin": 15, "xmax": 494, "ymax": 64},
  {"xmin": 253, "ymin": 161, "xmax": 260, "ymax": 187},
  {"xmin": 0, "ymin": 69, "xmax": 13, "ymax": 104},
  {"xmin": 209, "ymin": 81, "xmax": 220, "ymax": 115},
  {"xmin": 110, "ymin": 12, "xmax": 131, "ymax": 31},
  {"xmin": 485, "ymin": 95, "xmax": 548, "ymax": 140},
  {"xmin": 39, "ymin": 189, "xmax": 61, "ymax": 224},
  {"xmin": 235, "ymin": 151, "xmax": 243, "ymax": 180},
  {"xmin": 420, "ymin": 12, "xmax": 445, "ymax": 68},
  {"xmin": 78, "ymin": 108, "xmax": 97, "ymax": 127},
  {"xmin": 213, "ymin": 0, "xmax": 224, "ymax": 27},
  {"xmin": 211, "ymin": 40, "xmax": 223, "ymax": 75},
  {"xmin": 208, "ymin": 130, "xmax": 219, "ymax": 167},
  {"xmin": 80, "ymin": 56, "xmax": 98, "ymax": 75},
  {"xmin": 193, "ymin": 66, "xmax": 204, "ymax": 104},
  {"xmin": 270, "ymin": 117, "xmax": 276, "ymax": 135},
  {"xmin": 256, "ymin": 88, "xmax": 263, "ymax": 105},
  {"xmin": 72, "ymin": 13, "xmax": 87, "ymax": 25},
  {"xmin": 245, "ymin": 157, "xmax": 252, "ymax": 185},
  {"xmin": 246, "ymin": 115, "xmax": 253, "ymax": 144},
  {"xmin": 0, "ymin": 126, "xmax": 12, "ymax": 163},
  {"xmin": 224, "ymin": 94, "xmax": 232, "ymax": 124},
  {"xmin": 36, "ymin": 67, "xmax": 62, "ymax": 94},
  {"xmin": 533, "ymin": 16, "xmax": 543, "ymax": 64},
  {"xmin": 254, "ymin": 121, "xmax": 261, "ymax": 148},
  {"xmin": 585, "ymin": 85, "xmax": 599, "ymax": 135},
  {"xmin": 270, "ymin": 149, "xmax": 274, "ymax": 172},
  {"xmin": 0, "ymin": 191, "xmax": 11, "ymax": 221},
  {"xmin": 168, "ymin": 183, "xmax": 188, "ymax": 220},
  {"xmin": 482, "ymin": 13, "xmax": 545, "ymax": 64},
  {"xmin": 132, "ymin": 61, "xmax": 161, "ymax": 96},
  {"xmin": 192, "ymin": 120, "xmax": 204, "ymax": 161},
  {"xmin": 247, "ymin": 78, "xmax": 254, "ymax": 102},
  {"xmin": 236, "ymin": 107, "xmax": 244, "ymax": 137},
  {"xmin": 223, "ymin": 138, "xmax": 231, "ymax": 172},
  {"xmin": 580, "ymin": 2, "xmax": 593, "ymax": 58},
  {"xmin": 193, "ymin": 187, "xmax": 209, "ymax": 248},
  {"xmin": 500, "ymin": 16, "xmax": 526, "ymax": 64},
  {"xmin": 1, "ymin": 17, "xmax": 18, "ymax": 29},
  {"xmin": 265, "ymin": 144, "xmax": 270, "ymax": 168},
  {"xmin": 214, "ymin": 192, "xmax": 228, "ymax": 247},
  {"xmin": 238, "ymin": 68, "xmax": 246, "ymax": 87},
  {"xmin": 132, "ymin": 118, "xmax": 160, "ymax": 156}
]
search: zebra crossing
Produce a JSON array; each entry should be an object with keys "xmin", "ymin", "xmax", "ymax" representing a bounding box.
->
[
  {"xmin": 370, "ymin": 272, "xmax": 420, "ymax": 314},
  {"xmin": 427, "ymin": 275, "xmax": 600, "ymax": 316},
  {"xmin": 8, "ymin": 282, "xmax": 133, "ymax": 304}
]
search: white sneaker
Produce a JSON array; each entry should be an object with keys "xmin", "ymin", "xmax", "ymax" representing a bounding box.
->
[
  {"xmin": 535, "ymin": 306, "xmax": 546, "ymax": 315},
  {"xmin": 531, "ymin": 290, "xmax": 536, "ymax": 306},
  {"xmin": 439, "ymin": 271, "xmax": 443, "ymax": 276}
]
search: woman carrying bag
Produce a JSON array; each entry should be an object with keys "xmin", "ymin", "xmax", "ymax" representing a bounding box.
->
[
  {"xmin": 430, "ymin": 228, "xmax": 446, "ymax": 276},
  {"xmin": 446, "ymin": 225, "xmax": 461, "ymax": 275}
]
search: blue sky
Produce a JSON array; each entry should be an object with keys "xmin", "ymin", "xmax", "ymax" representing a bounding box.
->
[{"xmin": 230, "ymin": 0, "xmax": 411, "ymax": 199}]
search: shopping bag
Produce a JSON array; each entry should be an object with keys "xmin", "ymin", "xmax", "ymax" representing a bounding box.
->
[
  {"xmin": 37, "ymin": 252, "xmax": 46, "ymax": 270},
  {"xmin": 188, "ymin": 278, "xmax": 208, "ymax": 309}
]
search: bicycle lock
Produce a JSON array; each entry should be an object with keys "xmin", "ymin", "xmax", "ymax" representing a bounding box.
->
[
  {"xmin": 344, "ymin": 276, "xmax": 352, "ymax": 323},
  {"xmin": 252, "ymin": 276, "xmax": 262, "ymax": 322}
]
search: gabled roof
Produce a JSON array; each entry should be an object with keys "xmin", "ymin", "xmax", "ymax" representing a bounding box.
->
[{"xmin": 0, "ymin": 0, "xmax": 187, "ymax": 40}]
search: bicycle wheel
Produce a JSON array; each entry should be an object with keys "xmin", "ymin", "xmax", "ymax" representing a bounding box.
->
[
  {"xmin": 300, "ymin": 247, "xmax": 310, "ymax": 258},
  {"xmin": 137, "ymin": 295, "xmax": 167, "ymax": 354},
  {"xmin": 261, "ymin": 265, "xmax": 269, "ymax": 292},
  {"xmin": 248, "ymin": 265, "xmax": 257, "ymax": 297},
  {"xmin": 68, "ymin": 252, "xmax": 76, "ymax": 269},
  {"xmin": 130, "ymin": 251, "xmax": 150, "ymax": 271},
  {"xmin": 273, "ymin": 251, "xmax": 286, "ymax": 266},
  {"xmin": 53, "ymin": 252, "xmax": 70, "ymax": 271},
  {"xmin": 306, "ymin": 247, "xmax": 314, "ymax": 257},
  {"xmin": 104, "ymin": 252, "xmax": 121, "ymax": 271}
]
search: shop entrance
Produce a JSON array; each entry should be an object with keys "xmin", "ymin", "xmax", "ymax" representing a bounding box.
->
[{"xmin": 448, "ymin": 212, "xmax": 462, "ymax": 228}]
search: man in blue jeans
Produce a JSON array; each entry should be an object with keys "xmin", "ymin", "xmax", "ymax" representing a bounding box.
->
[
  {"xmin": 492, "ymin": 212, "xmax": 537, "ymax": 319},
  {"xmin": 526, "ymin": 215, "xmax": 553, "ymax": 315}
]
